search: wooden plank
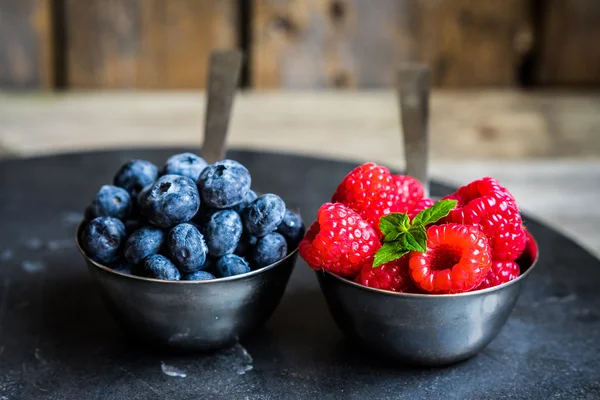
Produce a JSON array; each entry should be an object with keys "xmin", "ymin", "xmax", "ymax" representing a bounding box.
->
[
  {"xmin": 65, "ymin": 0, "xmax": 238, "ymax": 89},
  {"xmin": 251, "ymin": 0, "xmax": 530, "ymax": 89},
  {"xmin": 535, "ymin": 0, "xmax": 600, "ymax": 86},
  {"xmin": 0, "ymin": 0, "xmax": 53, "ymax": 89}
]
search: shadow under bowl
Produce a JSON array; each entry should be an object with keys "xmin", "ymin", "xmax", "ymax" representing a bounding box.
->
[
  {"xmin": 76, "ymin": 224, "xmax": 297, "ymax": 352},
  {"xmin": 316, "ymin": 232, "xmax": 539, "ymax": 366}
]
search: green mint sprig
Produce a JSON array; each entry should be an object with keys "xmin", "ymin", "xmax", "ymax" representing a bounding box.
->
[{"xmin": 373, "ymin": 199, "xmax": 457, "ymax": 267}]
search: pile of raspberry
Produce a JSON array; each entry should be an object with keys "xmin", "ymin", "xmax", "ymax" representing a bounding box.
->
[{"xmin": 299, "ymin": 162, "xmax": 530, "ymax": 294}]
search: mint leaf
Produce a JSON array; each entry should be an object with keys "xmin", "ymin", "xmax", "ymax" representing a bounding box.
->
[
  {"xmin": 379, "ymin": 213, "xmax": 410, "ymax": 241},
  {"xmin": 407, "ymin": 224, "xmax": 427, "ymax": 252},
  {"xmin": 412, "ymin": 199, "xmax": 457, "ymax": 227},
  {"xmin": 373, "ymin": 242, "xmax": 410, "ymax": 267}
]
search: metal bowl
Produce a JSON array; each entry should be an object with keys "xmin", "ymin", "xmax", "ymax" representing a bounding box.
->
[
  {"xmin": 316, "ymin": 232, "xmax": 539, "ymax": 366},
  {"xmin": 76, "ymin": 224, "xmax": 297, "ymax": 351}
]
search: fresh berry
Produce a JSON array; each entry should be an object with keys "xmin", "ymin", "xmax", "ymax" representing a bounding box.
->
[
  {"xmin": 392, "ymin": 175, "xmax": 425, "ymax": 212},
  {"xmin": 408, "ymin": 224, "xmax": 492, "ymax": 294},
  {"xmin": 356, "ymin": 257, "xmax": 412, "ymax": 292},
  {"xmin": 81, "ymin": 217, "xmax": 126, "ymax": 264},
  {"xmin": 276, "ymin": 209, "xmax": 305, "ymax": 248},
  {"xmin": 251, "ymin": 232, "xmax": 288, "ymax": 268},
  {"xmin": 243, "ymin": 194, "xmax": 286, "ymax": 237},
  {"xmin": 331, "ymin": 162, "xmax": 398, "ymax": 229},
  {"xmin": 140, "ymin": 174, "xmax": 200, "ymax": 228},
  {"xmin": 204, "ymin": 210, "xmax": 243, "ymax": 257},
  {"xmin": 124, "ymin": 226, "xmax": 165, "ymax": 265},
  {"xmin": 114, "ymin": 160, "xmax": 158, "ymax": 198},
  {"xmin": 167, "ymin": 223, "xmax": 208, "ymax": 274},
  {"xmin": 183, "ymin": 271, "xmax": 215, "ymax": 281},
  {"xmin": 142, "ymin": 254, "xmax": 181, "ymax": 280},
  {"xmin": 161, "ymin": 152, "xmax": 208, "ymax": 181},
  {"xmin": 215, "ymin": 254, "xmax": 251, "ymax": 277},
  {"xmin": 407, "ymin": 197, "xmax": 435, "ymax": 220},
  {"xmin": 235, "ymin": 234, "xmax": 258, "ymax": 258},
  {"xmin": 442, "ymin": 177, "xmax": 526, "ymax": 261},
  {"xmin": 299, "ymin": 203, "xmax": 380, "ymax": 278},
  {"xmin": 477, "ymin": 261, "xmax": 520, "ymax": 289},
  {"xmin": 90, "ymin": 185, "xmax": 132, "ymax": 220},
  {"xmin": 197, "ymin": 160, "xmax": 251, "ymax": 209},
  {"xmin": 231, "ymin": 190, "xmax": 258, "ymax": 214}
]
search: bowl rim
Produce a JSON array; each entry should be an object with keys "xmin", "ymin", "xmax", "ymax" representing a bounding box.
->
[
  {"xmin": 76, "ymin": 222, "xmax": 298, "ymax": 284},
  {"xmin": 319, "ymin": 231, "xmax": 539, "ymax": 298}
]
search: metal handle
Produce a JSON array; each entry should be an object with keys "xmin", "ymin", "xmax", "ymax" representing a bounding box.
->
[
  {"xmin": 201, "ymin": 49, "xmax": 244, "ymax": 164},
  {"xmin": 397, "ymin": 63, "xmax": 431, "ymax": 198}
]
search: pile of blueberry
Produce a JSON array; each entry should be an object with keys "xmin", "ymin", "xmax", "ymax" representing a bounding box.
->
[{"xmin": 79, "ymin": 153, "xmax": 304, "ymax": 281}]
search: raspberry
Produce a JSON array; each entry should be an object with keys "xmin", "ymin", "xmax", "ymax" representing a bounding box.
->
[
  {"xmin": 356, "ymin": 256, "xmax": 413, "ymax": 292},
  {"xmin": 331, "ymin": 163, "xmax": 398, "ymax": 229},
  {"xmin": 477, "ymin": 261, "xmax": 520, "ymax": 290},
  {"xmin": 408, "ymin": 224, "xmax": 492, "ymax": 294},
  {"xmin": 392, "ymin": 175, "xmax": 425, "ymax": 212},
  {"xmin": 407, "ymin": 197, "xmax": 435, "ymax": 220},
  {"xmin": 299, "ymin": 203, "xmax": 380, "ymax": 278},
  {"xmin": 442, "ymin": 177, "xmax": 526, "ymax": 261}
]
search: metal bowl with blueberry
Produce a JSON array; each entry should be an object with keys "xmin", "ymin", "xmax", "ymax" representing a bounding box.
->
[{"xmin": 76, "ymin": 153, "xmax": 304, "ymax": 351}]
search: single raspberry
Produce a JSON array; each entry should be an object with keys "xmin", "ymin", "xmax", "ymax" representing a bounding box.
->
[
  {"xmin": 299, "ymin": 203, "xmax": 380, "ymax": 278},
  {"xmin": 408, "ymin": 224, "xmax": 492, "ymax": 294},
  {"xmin": 331, "ymin": 163, "xmax": 399, "ymax": 230},
  {"xmin": 392, "ymin": 175, "xmax": 425, "ymax": 212},
  {"xmin": 442, "ymin": 177, "xmax": 526, "ymax": 261},
  {"xmin": 407, "ymin": 197, "xmax": 435, "ymax": 220},
  {"xmin": 356, "ymin": 256, "xmax": 413, "ymax": 292},
  {"xmin": 477, "ymin": 261, "xmax": 520, "ymax": 289}
]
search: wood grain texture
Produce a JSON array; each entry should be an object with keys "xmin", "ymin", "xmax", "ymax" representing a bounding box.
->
[
  {"xmin": 535, "ymin": 0, "xmax": 600, "ymax": 86},
  {"xmin": 251, "ymin": 0, "xmax": 531, "ymax": 89},
  {"xmin": 65, "ymin": 0, "xmax": 238, "ymax": 89},
  {"xmin": 0, "ymin": 0, "xmax": 53, "ymax": 89}
]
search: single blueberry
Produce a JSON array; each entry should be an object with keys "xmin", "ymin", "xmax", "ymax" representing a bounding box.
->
[
  {"xmin": 183, "ymin": 271, "xmax": 215, "ymax": 281},
  {"xmin": 90, "ymin": 185, "xmax": 132, "ymax": 220},
  {"xmin": 161, "ymin": 152, "xmax": 208, "ymax": 181},
  {"xmin": 215, "ymin": 254, "xmax": 251, "ymax": 278},
  {"xmin": 231, "ymin": 190, "xmax": 258, "ymax": 214},
  {"xmin": 234, "ymin": 234, "xmax": 259, "ymax": 258},
  {"xmin": 124, "ymin": 226, "xmax": 165, "ymax": 265},
  {"xmin": 141, "ymin": 174, "xmax": 200, "ymax": 228},
  {"xmin": 167, "ymin": 223, "xmax": 208, "ymax": 274},
  {"xmin": 197, "ymin": 160, "xmax": 251, "ymax": 208},
  {"xmin": 109, "ymin": 258, "xmax": 134, "ymax": 275},
  {"xmin": 113, "ymin": 160, "xmax": 158, "ymax": 197},
  {"xmin": 204, "ymin": 210, "xmax": 243, "ymax": 257},
  {"xmin": 251, "ymin": 232, "xmax": 287, "ymax": 268},
  {"xmin": 276, "ymin": 209, "xmax": 305, "ymax": 248},
  {"xmin": 81, "ymin": 217, "xmax": 126, "ymax": 264},
  {"xmin": 142, "ymin": 254, "xmax": 181, "ymax": 280},
  {"xmin": 243, "ymin": 194, "xmax": 286, "ymax": 237}
]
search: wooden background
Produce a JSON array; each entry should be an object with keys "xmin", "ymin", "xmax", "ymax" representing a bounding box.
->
[{"xmin": 1, "ymin": 0, "xmax": 599, "ymax": 90}]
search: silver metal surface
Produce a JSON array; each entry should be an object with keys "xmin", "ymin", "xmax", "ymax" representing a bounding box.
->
[
  {"xmin": 201, "ymin": 49, "xmax": 243, "ymax": 164},
  {"xmin": 397, "ymin": 63, "xmax": 431, "ymax": 197},
  {"xmin": 76, "ymin": 224, "xmax": 296, "ymax": 351},
  {"xmin": 317, "ymin": 232, "xmax": 539, "ymax": 366}
]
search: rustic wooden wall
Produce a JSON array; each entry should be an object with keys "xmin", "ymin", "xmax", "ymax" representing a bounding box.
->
[
  {"xmin": 65, "ymin": 0, "xmax": 238, "ymax": 89},
  {"xmin": 0, "ymin": 0, "xmax": 53, "ymax": 89}
]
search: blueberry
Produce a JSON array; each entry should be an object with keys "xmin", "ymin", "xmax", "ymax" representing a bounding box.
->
[
  {"xmin": 276, "ymin": 209, "xmax": 305, "ymax": 248},
  {"xmin": 161, "ymin": 152, "xmax": 208, "ymax": 181},
  {"xmin": 231, "ymin": 190, "xmax": 258, "ymax": 214},
  {"xmin": 234, "ymin": 234, "xmax": 259, "ymax": 258},
  {"xmin": 215, "ymin": 254, "xmax": 250, "ymax": 278},
  {"xmin": 113, "ymin": 160, "xmax": 158, "ymax": 197},
  {"xmin": 81, "ymin": 217, "xmax": 126, "ymax": 264},
  {"xmin": 142, "ymin": 254, "xmax": 181, "ymax": 280},
  {"xmin": 183, "ymin": 271, "xmax": 215, "ymax": 281},
  {"xmin": 167, "ymin": 223, "xmax": 208, "ymax": 274},
  {"xmin": 90, "ymin": 185, "xmax": 132, "ymax": 220},
  {"xmin": 204, "ymin": 210, "xmax": 243, "ymax": 257},
  {"xmin": 251, "ymin": 232, "xmax": 287, "ymax": 268},
  {"xmin": 141, "ymin": 174, "xmax": 200, "ymax": 228},
  {"xmin": 197, "ymin": 160, "xmax": 251, "ymax": 208},
  {"xmin": 124, "ymin": 226, "xmax": 165, "ymax": 265},
  {"xmin": 124, "ymin": 219, "xmax": 142, "ymax": 235},
  {"xmin": 243, "ymin": 194, "xmax": 286, "ymax": 237},
  {"xmin": 109, "ymin": 258, "xmax": 133, "ymax": 275}
]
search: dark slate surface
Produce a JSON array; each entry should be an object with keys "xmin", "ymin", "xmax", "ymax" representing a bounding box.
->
[{"xmin": 0, "ymin": 149, "xmax": 599, "ymax": 400}]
